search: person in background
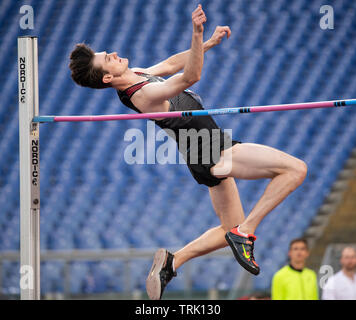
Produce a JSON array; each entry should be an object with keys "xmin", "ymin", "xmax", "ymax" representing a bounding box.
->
[
  {"xmin": 322, "ymin": 247, "xmax": 356, "ymax": 300},
  {"xmin": 271, "ymin": 238, "xmax": 318, "ymax": 300}
]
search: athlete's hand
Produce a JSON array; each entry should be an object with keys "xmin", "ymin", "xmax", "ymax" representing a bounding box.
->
[
  {"xmin": 192, "ymin": 4, "xmax": 206, "ymax": 34},
  {"xmin": 209, "ymin": 26, "xmax": 231, "ymax": 46}
]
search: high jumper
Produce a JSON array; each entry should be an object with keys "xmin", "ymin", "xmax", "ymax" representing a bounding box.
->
[{"xmin": 68, "ymin": 4, "xmax": 309, "ymax": 300}]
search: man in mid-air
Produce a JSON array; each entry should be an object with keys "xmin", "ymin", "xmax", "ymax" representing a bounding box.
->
[{"xmin": 69, "ymin": 4, "xmax": 307, "ymax": 299}]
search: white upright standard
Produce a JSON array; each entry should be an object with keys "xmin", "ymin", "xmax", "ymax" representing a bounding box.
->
[{"xmin": 18, "ymin": 36, "xmax": 41, "ymax": 300}]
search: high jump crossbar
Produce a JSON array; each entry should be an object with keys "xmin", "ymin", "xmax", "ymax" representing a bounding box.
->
[
  {"xmin": 18, "ymin": 36, "xmax": 356, "ymax": 300},
  {"xmin": 33, "ymin": 100, "xmax": 356, "ymax": 123}
]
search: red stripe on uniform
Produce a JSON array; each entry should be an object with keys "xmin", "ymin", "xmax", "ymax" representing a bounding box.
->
[{"xmin": 124, "ymin": 80, "xmax": 150, "ymax": 98}]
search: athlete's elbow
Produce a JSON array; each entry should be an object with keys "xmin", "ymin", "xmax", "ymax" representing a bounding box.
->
[
  {"xmin": 188, "ymin": 77, "xmax": 200, "ymax": 86},
  {"xmin": 183, "ymin": 74, "xmax": 200, "ymax": 86},
  {"xmin": 193, "ymin": 74, "xmax": 201, "ymax": 83}
]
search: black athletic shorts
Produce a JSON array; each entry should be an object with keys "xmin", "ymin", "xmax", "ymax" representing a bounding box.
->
[
  {"xmin": 184, "ymin": 131, "xmax": 241, "ymax": 187},
  {"xmin": 153, "ymin": 88, "xmax": 241, "ymax": 187}
]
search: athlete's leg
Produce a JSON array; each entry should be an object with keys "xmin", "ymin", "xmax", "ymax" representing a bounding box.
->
[
  {"xmin": 173, "ymin": 177, "xmax": 245, "ymax": 269},
  {"xmin": 147, "ymin": 178, "xmax": 246, "ymax": 299},
  {"xmin": 210, "ymin": 143, "xmax": 307, "ymax": 234}
]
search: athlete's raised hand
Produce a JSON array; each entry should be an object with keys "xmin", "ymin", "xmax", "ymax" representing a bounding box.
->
[
  {"xmin": 192, "ymin": 4, "xmax": 207, "ymax": 34},
  {"xmin": 209, "ymin": 26, "xmax": 231, "ymax": 46}
]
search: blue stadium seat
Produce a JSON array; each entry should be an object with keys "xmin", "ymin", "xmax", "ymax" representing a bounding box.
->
[{"xmin": 1, "ymin": 0, "xmax": 356, "ymax": 295}]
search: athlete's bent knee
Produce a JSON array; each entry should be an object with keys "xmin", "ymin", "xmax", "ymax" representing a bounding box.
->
[{"xmin": 292, "ymin": 159, "xmax": 308, "ymax": 186}]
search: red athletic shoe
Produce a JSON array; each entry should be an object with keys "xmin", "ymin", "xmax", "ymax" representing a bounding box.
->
[{"xmin": 225, "ymin": 226, "xmax": 260, "ymax": 275}]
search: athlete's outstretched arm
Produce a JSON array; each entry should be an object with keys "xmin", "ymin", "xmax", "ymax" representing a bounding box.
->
[
  {"xmin": 133, "ymin": 26, "xmax": 231, "ymax": 77},
  {"xmin": 140, "ymin": 4, "xmax": 207, "ymax": 104},
  {"xmin": 133, "ymin": 23, "xmax": 231, "ymax": 76},
  {"xmin": 163, "ymin": 25, "xmax": 231, "ymax": 75}
]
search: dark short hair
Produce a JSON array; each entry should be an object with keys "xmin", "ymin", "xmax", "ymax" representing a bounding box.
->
[
  {"xmin": 69, "ymin": 43, "xmax": 111, "ymax": 89},
  {"xmin": 289, "ymin": 238, "xmax": 309, "ymax": 250}
]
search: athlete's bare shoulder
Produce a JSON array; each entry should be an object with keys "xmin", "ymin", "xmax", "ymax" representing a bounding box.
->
[{"xmin": 130, "ymin": 84, "xmax": 170, "ymax": 115}]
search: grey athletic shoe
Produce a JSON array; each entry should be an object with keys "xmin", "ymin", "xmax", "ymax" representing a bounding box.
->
[{"xmin": 146, "ymin": 248, "xmax": 177, "ymax": 300}]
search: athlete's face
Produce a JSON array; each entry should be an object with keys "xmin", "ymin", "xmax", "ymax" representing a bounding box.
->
[
  {"xmin": 288, "ymin": 242, "xmax": 309, "ymax": 265},
  {"xmin": 93, "ymin": 51, "xmax": 129, "ymax": 83}
]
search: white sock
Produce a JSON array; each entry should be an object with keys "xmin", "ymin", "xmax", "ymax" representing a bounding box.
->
[
  {"xmin": 172, "ymin": 257, "xmax": 176, "ymax": 272},
  {"xmin": 238, "ymin": 225, "xmax": 249, "ymax": 237}
]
